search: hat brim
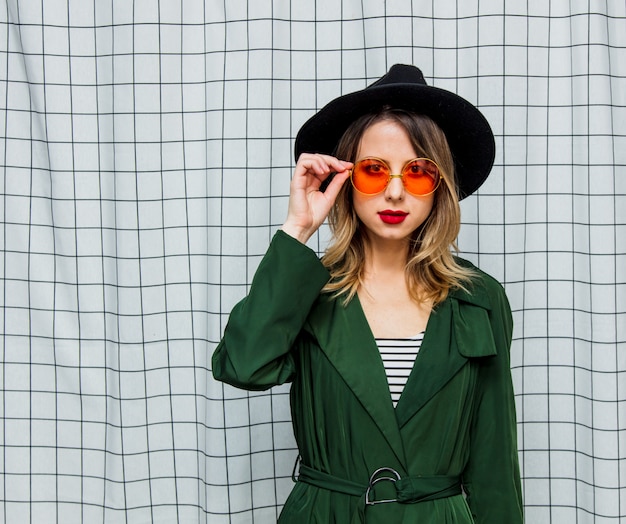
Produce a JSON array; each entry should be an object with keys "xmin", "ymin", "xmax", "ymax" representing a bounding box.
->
[{"xmin": 294, "ymin": 82, "xmax": 495, "ymax": 200}]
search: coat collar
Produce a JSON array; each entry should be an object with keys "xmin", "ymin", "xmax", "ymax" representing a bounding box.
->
[{"xmin": 305, "ymin": 282, "xmax": 498, "ymax": 465}]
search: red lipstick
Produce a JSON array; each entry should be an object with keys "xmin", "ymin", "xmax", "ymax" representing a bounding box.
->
[{"xmin": 378, "ymin": 210, "xmax": 408, "ymax": 224}]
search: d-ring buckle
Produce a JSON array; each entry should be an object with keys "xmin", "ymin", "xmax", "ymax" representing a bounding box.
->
[{"xmin": 365, "ymin": 467, "xmax": 402, "ymax": 505}]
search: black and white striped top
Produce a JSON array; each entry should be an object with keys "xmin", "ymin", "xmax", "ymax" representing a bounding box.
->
[{"xmin": 376, "ymin": 332, "xmax": 425, "ymax": 407}]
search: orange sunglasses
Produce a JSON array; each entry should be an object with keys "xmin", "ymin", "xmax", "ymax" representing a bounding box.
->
[{"xmin": 350, "ymin": 157, "xmax": 441, "ymax": 196}]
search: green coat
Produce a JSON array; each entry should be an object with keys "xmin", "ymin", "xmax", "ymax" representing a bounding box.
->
[{"xmin": 213, "ymin": 231, "xmax": 523, "ymax": 523}]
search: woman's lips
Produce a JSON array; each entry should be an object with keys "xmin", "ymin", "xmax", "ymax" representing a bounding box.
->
[{"xmin": 378, "ymin": 210, "xmax": 408, "ymax": 224}]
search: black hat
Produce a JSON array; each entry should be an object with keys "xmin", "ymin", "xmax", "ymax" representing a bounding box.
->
[{"xmin": 294, "ymin": 64, "xmax": 495, "ymax": 200}]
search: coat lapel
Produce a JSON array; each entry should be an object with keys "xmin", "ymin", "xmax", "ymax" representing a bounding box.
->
[
  {"xmin": 394, "ymin": 298, "xmax": 463, "ymax": 427},
  {"xmin": 395, "ymin": 287, "xmax": 498, "ymax": 428},
  {"xmin": 305, "ymin": 295, "xmax": 406, "ymax": 466}
]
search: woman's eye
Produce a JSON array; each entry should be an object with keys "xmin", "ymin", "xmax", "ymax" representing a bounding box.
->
[
  {"xmin": 406, "ymin": 165, "xmax": 424, "ymax": 176},
  {"xmin": 366, "ymin": 163, "xmax": 384, "ymax": 173}
]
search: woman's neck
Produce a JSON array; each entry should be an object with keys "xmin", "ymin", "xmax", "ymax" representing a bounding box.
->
[
  {"xmin": 357, "ymin": 239, "xmax": 432, "ymax": 337},
  {"xmin": 362, "ymin": 237, "xmax": 410, "ymax": 277}
]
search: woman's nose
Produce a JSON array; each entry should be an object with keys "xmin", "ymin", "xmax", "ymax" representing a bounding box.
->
[{"xmin": 385, "ymin": 174, "xmax": 405, "ymax": 200}]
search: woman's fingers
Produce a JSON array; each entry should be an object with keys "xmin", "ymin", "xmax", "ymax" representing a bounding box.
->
[
  {"xmin": 321, "ymin": 168, "xmax": 351, "ymax": 202},
  {"xmin": 293, "ymin": 153, "xmax": 352, "ymax": 187},
  {"xmin": 282, "ymin": 154, "xmax": 352, "ymax": 243}
]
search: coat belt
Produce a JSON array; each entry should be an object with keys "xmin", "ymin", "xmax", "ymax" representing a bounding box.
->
[{"xmin": 297, "ymin": 463, "xmax": 462, "ymax": 505}]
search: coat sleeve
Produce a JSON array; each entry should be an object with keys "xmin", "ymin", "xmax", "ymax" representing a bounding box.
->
[
  {"xmin": 462, "ymin": 277, "xmax": 524, "ymax": 523},
  {"xmin": 211, "ymin": 230, "xmax": 330, "ymax": 391}
]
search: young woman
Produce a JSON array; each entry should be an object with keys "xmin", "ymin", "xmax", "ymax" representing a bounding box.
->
[{"xmin": 213, "ymin": 64, "xmax": 523, "ymax": 523}]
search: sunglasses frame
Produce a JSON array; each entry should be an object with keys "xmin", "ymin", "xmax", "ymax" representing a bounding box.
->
[{"xmin": 350, "ymin": 156, "xmax": 442, "ymax": 197}]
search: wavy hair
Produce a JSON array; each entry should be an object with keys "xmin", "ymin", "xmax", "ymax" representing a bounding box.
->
[{"xmin": 321, "ymin": 108, "xmax": 475, "ymax": 306}]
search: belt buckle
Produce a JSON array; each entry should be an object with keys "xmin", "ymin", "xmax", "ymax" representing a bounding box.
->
[{"xmin": 365, "ymin": 467, "xmax": 402, "ymax": 505}]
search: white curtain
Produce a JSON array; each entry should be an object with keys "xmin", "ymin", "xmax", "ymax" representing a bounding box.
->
[{"xmin": 1, "ymin": 1, "xmax": 624, "ymax": 522}]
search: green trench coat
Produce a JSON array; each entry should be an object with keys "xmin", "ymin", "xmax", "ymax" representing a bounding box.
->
[{"xmin": 213, "ymin": 231, "xmax": 523, "ymax": 523}]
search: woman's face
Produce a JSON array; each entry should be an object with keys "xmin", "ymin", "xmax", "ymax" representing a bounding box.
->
[{"xmin": 352, "ymin": 119, "xmax": 435, "ymax": 245}]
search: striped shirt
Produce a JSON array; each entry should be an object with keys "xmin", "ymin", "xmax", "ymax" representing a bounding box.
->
[{"xmin": 376, "ymin": 332, "xmax": 425, "ymax": 407}]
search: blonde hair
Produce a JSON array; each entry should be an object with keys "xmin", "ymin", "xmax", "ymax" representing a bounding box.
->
[{"xmin": 321, "ymin": 108, "xmax": 474, "ymax": 306}]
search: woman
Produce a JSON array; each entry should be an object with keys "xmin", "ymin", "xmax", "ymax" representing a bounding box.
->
[{"xmin": 213, "ymin": 64, "xmax": 523, "ymax": 523}]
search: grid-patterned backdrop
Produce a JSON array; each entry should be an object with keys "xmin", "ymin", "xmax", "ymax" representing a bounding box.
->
[{"xmin": 1, "ymin": 1, "xmax": 625, "ymax": 523}]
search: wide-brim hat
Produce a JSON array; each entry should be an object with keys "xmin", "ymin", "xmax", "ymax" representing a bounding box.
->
[{"xmin": 294, "ymin": 64, "xmax": 495, "ymax": 200}]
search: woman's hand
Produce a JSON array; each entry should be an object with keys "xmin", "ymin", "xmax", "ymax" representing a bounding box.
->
[{"xmin": 281, "ymin": 153, "xmax": 352, "ymax": 244}]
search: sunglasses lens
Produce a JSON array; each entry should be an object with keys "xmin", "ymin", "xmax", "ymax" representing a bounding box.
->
[
  {"xmin": 351, "ymin": 158, "xmax": 390, "ymax": 194},
  {"xmin": 402, "ymin": 159, "xmax": 440, "ymax": 195}
]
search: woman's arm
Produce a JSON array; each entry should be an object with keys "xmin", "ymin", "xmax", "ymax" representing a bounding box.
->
[
  {"xmin": 211, "ymin": 230, "xmax": 330, "ymax": 390},
  {"xmin": 212, "ymin": 153, "xmax": 351, "ymax": 390}
]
